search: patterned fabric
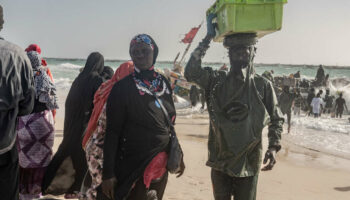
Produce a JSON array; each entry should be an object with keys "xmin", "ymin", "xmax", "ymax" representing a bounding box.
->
[
  {"xmin": 82, "ymin": 61, "xmax": 134, "ymax": 149},
  {"xmin": 19, "ymin": 167, "xmax": 46, "ymax": 199},
  {"xmin": 17, "ymin": 110, "xmax": 55, "ymax": 168},
  {"xmin": 27, "ymin": 51, "xmax": 58, "ymax": 110},
  {"xmin": 84, "ymin": 105, "xmax": 107, "ymax": 200},
  {"xmin": 132, "ymin": 71, "xmax": 169, "ymax": 97},
  {"xmin": 130, "ymin": 34, "xmax": 154, "ymax": 50}
]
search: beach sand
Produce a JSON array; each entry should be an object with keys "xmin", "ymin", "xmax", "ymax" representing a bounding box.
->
[{"xmin": 48, "ymin": 101, "xmax": 350, "ymax": 200}]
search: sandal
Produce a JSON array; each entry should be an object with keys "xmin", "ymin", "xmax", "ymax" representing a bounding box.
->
[{"xmin": 64, "ymin": 192, "xmax": 79, "ymax": 199}]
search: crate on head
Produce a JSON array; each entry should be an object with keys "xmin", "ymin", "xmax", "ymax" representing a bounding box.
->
[{"xmin": 207, "ymin": 0, "xmax": 288, "ymax": 42}]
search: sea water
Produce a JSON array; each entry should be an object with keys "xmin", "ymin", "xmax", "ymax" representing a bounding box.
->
[{"xmin": 47, "ymin": 58, "xmax": 350, "ymax": 159}]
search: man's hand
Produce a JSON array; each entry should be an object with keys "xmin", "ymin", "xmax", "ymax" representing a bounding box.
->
[
  {"xmin": 261, "ymin": 147, "xmax": 277, "ymax": 171},
  {"xmin": 206, "ymin": 13, "xmax": 217, "ymax": 39},
  {"xmin": 101, "ymin": 177, "xmax": 117, "ymax": 200},
  {"xmin": 176, "ymin": 157, "xmax": 185, "ymax": 178}
]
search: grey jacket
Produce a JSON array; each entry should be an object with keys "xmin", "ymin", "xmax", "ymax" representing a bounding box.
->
[{"xmin": 0, "ymin": 37, "xmax": 35, "ymax": 154}]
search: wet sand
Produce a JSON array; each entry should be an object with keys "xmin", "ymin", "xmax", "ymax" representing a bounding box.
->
[
  {"xmin": 48, "ymin": 105, "xmax": 350, "ymax": 199},
  {"xmin": 165, "ymin": 116, "xmax": 350, "ymax": 200}
]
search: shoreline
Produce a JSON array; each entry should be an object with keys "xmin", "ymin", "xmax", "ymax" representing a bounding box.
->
[{"xmin": 49, "ymin": 103, "xmax": 350, "ymax": 199}]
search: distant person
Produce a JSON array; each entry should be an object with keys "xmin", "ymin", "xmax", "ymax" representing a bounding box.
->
[
  {"xmin": 315, "ymin": 65, "xmax": 325, "ymax": 81},
  {"xmin": 199, "ymin": 88, "xmax": 206, "ymax": 111},
  {"xmin": 0, "ymin": 5, "xmax": 35, "ymax": 200},
  {"xmin": 42, "ymin": 52, "xmax": 105, "ymax": 199},
  {"xmin": 324, "ymin": 74, "xmax": 330, "ymax": 87},
  {"xmin": 307, "ymin": 88, "xmax": 316, "ymax": 116},
  {"xmin": 314, "ymin": 65, "xmax": 326, "ymax": 87},
  {"xmin": 294, "ymin": 71, "xmax": 301, "ymax": 78},
  {"xmin": 189, "ymin": 85, "xmax": 200, "ymax": 107},
  {"xmin": 323, "ymin": 89, "xmax": 334, "ymax": 114},
  {"xmin": 16, "ymin": 51, "xmax": 58, "ymax": 200},
  {"xmin": 279, "ymin": 86, "xmax": 295, "ymax": 133},
  {"xmin": 81, "ymin": 61, "xmax": 134, "ymax": 200},
  {"xmin": 293, "ymin": 89, "xmax": 303, "ymax": 116},
  {"xmin": 25, "ymin": 44, "xmax": 57, "ymax": 119},
  {"xmin": 317, "ymin": 90, "xmax": 324, "ymax": 116},
  {"xmin": 311, "ymin": 93, "xmax": 324, "ymax": 118},
  {"xmin": 262, "ymin": 70, "xmax": 274, "ymax": 83},
  {"xmin": 335, "ymin": 93, "xmax": 348, "ymax": 118},
  {"xmin": 102, "ymin": 66, "xmax": 114, "ymax": 80},
  {"xmin": 219, "ymin": 63, "xmax": 228, "ymax": 71}
]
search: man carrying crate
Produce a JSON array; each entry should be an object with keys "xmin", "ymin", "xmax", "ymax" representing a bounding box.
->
[{"xmin": 185, "ymin": 14, "xmax": 284, "ymax": 200}]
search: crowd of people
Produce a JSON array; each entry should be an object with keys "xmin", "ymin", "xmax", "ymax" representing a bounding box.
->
[
  {"xmin": 0, "ymin": 7, "xmax": 284, "ymax": 200},
  {"xmin": 275, "ymin": 67, "xmax": 348, "ymax": 134},
  {"xmin": 1, "ymin": 4, "xmax": 349, "ymax": 200}
]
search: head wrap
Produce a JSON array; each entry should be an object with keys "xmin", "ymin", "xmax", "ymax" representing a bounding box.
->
[
  {"xmin": 102, "ymin": 66, "xmax": 114, "ymax": 80},
  {"xmin": 26, "ymin": 51, "xmax": 58, "ymax": 110},
  {"xmin": 82, "ymin": 61, "xmax": 134, "ymax": 148},
  {"xmin": 80, "ymin": 52, "xmax": 104, "ymax": 78},
  {"xmin": 25, "ymin": 44, "xmax": 48, "ymax": 66},
  {"xmin": 223, "ymin": 33, "xmax": 258, "ymax": 48},
  {"xmin": 129, "ymin": 34, "xmax": 159, "ymax": 66},
  {"xmin": 27, "ymin": 51, "xmax": 42, "ymax": 70},
  {"xmin": 25, "ymin": 44, "xmax": 41, "ymax": 54}
]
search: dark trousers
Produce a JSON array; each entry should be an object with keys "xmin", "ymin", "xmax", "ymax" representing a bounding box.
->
[
  {"xmin": 0, "ymin": 145, "xmax": 19, "ymax": 200},
  {"xmin": 336, "ymin": 109, "xmax": 344, "ymax": 118},
  {"xmin": 211, "ymin": 169, "xmax": 258, "ymax": 200},
  {"xmin": 97, "ymin": 172, "xmax": 168, "ymax": 200}
]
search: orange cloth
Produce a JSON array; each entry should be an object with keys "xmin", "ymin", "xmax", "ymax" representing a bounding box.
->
[
  {"xmin": 45, "ymin": 68, "xmax": 56, "ymax": 119},
  {"xmin": 82, "ymin": 61, "xmax": 134, "ymax": 148}
]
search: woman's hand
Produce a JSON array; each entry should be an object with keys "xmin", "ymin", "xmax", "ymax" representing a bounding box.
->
[{"xmin": 101, "ymin": 177, "xmax": 117, "ymax": 200}]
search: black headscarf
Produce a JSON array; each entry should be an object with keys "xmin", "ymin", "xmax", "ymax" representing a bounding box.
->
[
  {"xmin": 79, "ymin": 52, "xmax": 104, "ymax": 78},
  {"xmin": 102, "ymin": 66, "xmax": 114, "ymax": 80}
]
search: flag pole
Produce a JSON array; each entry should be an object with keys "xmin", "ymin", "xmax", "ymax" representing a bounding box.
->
[
  {"xmin": 179, "ymin": 23, "xmax": 202, "ymax": 66},
  {"xmin": 179, "ymin": 42, "xmax": 192, "ymax": 66}
]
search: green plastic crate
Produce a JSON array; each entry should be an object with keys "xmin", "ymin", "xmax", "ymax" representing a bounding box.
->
[{"xmin": 207, "ymin": 0, "xmax": 288, "ymax": 42}]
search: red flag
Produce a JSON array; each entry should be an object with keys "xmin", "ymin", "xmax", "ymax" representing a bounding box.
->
[{"xmin": 181, "ymin": 25, "xmax": 201, "ymax": 44}]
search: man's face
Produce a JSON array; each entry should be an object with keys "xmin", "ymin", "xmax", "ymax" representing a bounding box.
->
[
  {"xmin": 228, "ymin": 45, "xmax": 254, "ymax": 70},
  {"xmin": 130, "ymin": 43, "xmax": 154, "ymax": 71}
]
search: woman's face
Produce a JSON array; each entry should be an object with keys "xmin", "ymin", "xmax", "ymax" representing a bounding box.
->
[{"xmin": 130, "ymin": 43, "xmax": 154, "ymax": 71}]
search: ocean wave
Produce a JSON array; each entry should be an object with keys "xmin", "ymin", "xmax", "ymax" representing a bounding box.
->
[
  {"xmin": 56, "ymin": 63, "xmax": 83, "ymax": 70},
  {"xmin": 288, "ymin": 115, "xmax": 350, "ymax": 159},
  {"xmin": 174, "ymin": 95, "xmax": 191, "ymax": 110},
  {"xmin": 54, "ymin": 78, "xmax": 72, "ymax": 89}
]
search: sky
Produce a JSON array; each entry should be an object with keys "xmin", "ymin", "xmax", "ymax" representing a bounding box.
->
[{"xmin": 1, "ymin": 0, "xmax": 350, "ymax": 66}]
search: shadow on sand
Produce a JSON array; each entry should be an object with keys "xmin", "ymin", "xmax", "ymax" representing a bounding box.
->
[
  {"xmin": 186, "ymin": 134, "xmax": 208, "ymax": 139},
  {"xmin": 334, "ymin": 186, "xmax": 350, "ymax": 192}
]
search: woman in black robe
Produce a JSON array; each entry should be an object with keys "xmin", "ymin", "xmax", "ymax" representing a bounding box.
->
[
  {"xmin": 42, "ymin": 52, "xmax": 105, "ymax": 198},
  {"xmin": 100, "ymin": 34, "xmax": 185, "ymax": 200}
]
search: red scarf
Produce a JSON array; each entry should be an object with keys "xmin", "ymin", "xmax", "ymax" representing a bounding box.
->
[{"xmin": 82, "ymin": 61, "xmax": 134, "ymax": 148}]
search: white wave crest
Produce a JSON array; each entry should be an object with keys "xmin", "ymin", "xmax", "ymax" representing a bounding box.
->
[
  {"xmin": 58, "ymin": 63, "xmax": 83, "ymax": 69},
  {"xmin": 288, "ymin": 115, "xmax": 350, "ymax": 159},
  {"xmin": 54, "ymin": 78, "xmax": 72, "ymax": 90}
]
